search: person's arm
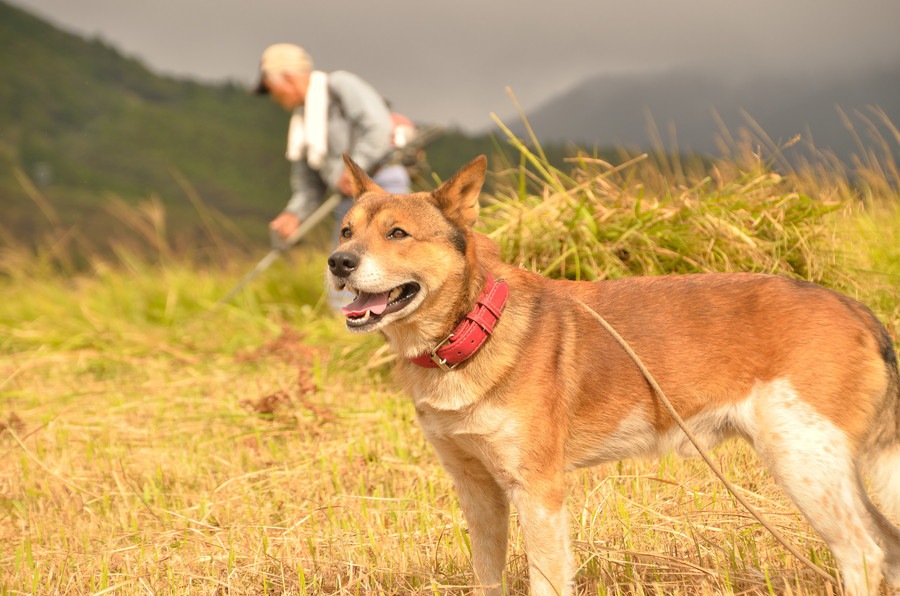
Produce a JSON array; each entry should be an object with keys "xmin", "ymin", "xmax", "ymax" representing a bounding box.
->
[
  {"xmin": 270, "ymin": 145, "xmax": 328, "ymax": 239},
  {"xmin": 284, "ymin": 158, "xmax": 327, "ymax": 220},
  {"xmin": 327, "ymin": 71, "xmax": 393, "ymax": 185}
]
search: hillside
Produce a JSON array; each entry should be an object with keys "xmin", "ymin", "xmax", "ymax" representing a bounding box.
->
[
  {"xmin": 503, "ymin": 65, "xmax": 900, "ymax": 161},
  {"xmin": 0, "ymin": 1, "xmax": 292, "ymax": 250}
]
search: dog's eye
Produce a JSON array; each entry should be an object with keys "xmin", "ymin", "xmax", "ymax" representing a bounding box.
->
[
  {"xmin": 341, "ymin": 227, "xmax": 352, "ymax": 239},
  {"xmin": 388, "ymin": 228, "xmax": 408, "ymax": 239}
]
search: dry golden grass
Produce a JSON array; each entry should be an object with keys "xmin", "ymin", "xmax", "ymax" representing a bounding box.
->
[{"xmin": 0, "ymin": 327, "xmax": 852, "ymax": 594}]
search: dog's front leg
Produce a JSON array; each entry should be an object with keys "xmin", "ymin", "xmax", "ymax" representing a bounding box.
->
[
  {"xmin": 429, "ymin": 437, "xmax": 510, "ymax": 595},
  {"xmin": 510, "ymin": 478, "xmax": 573, "ymax": 596}
]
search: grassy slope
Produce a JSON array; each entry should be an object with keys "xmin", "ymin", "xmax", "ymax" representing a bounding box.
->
[{"xmin": 0, "ymin": 149, "xmax": 898, "ymax": 594}]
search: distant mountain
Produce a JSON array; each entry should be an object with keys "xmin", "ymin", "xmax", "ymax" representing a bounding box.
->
[
  {"xmin": 502, "ymin": 65, "xmax": 900, "ymax": 161},
  {"xmin": 0, "ymin": 0, "xmax": 291, "ymax": 250}
]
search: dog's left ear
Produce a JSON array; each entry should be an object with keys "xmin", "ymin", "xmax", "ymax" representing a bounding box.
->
[
  {"xmin": 432, "ymin": 155, "xmax": 486, "ymax": 229},
  {"xmin": 342, "ymin": 154, "xmax": 386, "ymax": 198}
]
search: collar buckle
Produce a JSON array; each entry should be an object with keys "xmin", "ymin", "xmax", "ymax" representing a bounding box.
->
[{"xmin": 427, "ymin": 333, "xmax": 456, "ymax": 372}]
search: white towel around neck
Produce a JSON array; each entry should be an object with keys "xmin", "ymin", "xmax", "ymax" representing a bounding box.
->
[{"xmin": 286, "ymin": 70, "xmax": 329, "ymax": 169}]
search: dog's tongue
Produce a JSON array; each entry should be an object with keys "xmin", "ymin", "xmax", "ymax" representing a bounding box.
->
[{"xmin": 342, "ymin": 291, "xmax": 390, "ymax": 318}]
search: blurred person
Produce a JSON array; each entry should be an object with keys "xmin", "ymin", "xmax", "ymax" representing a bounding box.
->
[
  {"xmin": 255, "ymin": 43, "xmax": 410, "ymax": 241},
  {"xmin": 254, "ymin": 43, "xmax": 410, "ymax": 306}
]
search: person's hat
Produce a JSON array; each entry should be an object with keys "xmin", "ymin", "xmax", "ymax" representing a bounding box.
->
[{"xmin": 254, "ymin": 43, "xmax": 313, "ymax": 94}]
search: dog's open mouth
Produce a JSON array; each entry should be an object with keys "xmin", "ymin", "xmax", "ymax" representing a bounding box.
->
[{"xmin": 341, "ymin": 282, "xmax": 421, "ymax": 328}]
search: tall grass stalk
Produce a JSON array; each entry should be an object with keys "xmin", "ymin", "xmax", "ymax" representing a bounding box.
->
[{"xmin": 486, "ymin": 114, "xmax": 846, "ymax": 286}]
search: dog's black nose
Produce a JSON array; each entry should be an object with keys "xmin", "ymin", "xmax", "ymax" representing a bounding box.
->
[{"xmin": 328, "ymin": 251, "xmax": 359, "ymax": 277}]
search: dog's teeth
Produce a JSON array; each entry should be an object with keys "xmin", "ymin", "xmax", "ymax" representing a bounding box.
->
[{"xmin": 389, "ymin": 287, "xmax": 402, "ymax": 302}]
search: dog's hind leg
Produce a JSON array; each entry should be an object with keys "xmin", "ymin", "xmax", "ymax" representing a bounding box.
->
[
  {"xmin": 866, "ymin": 444, "xmax": 900, "ymax": 527},
  {"xmin": 862, "ymin": 442, "xmax": 900, "ymax": 591},
  {"xmin": 861, "ymin": 482, "xmax": 900, "ymax": 591},
  {"xmin": 429, "ymin": 438, "xmax": 510, "ymax": 596},
  {"xmin": 753, "ymin": 380, "xmax": 885, "ymax": 595}
]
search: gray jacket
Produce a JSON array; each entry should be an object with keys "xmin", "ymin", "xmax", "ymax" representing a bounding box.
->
[{"xmin": 283, "ymin": 70, "xmax": 393, "ymax": 220}]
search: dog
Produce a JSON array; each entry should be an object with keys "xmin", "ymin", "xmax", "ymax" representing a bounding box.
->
[{"xmin": 327, "ymin": 154, "xmax": 900, "ymax": 596}]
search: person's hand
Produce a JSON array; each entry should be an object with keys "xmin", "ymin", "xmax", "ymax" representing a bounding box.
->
[
  {"xmin": 270, "ymin": 212, "xmax": 300, "ymax": 239},
  {"xmin": 337, "ymin": 168, "xmax": 354, "ymax": 197}
]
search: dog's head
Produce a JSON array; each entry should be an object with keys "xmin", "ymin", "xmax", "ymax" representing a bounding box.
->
[{"xmin": 327, "ymin": 154, "xmax": 487, "ymax": 343}]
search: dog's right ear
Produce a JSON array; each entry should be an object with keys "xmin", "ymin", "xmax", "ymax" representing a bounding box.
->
[
  {"xmin": 432, "ymin": 155, "xmax": 486, "ymax": 229},
  {"xmin": 342, "ymin": 154, "xmax": 385, "ymax": 199}
]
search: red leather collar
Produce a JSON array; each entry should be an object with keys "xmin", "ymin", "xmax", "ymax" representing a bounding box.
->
[{"xmin": 409, "ymin": 275, "xmax": 509, "ymax": 371}]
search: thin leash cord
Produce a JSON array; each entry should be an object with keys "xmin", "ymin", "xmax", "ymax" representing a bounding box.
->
[{"xmin": 573, "ymin": 298, "xmax": 839, "ymax": 587}]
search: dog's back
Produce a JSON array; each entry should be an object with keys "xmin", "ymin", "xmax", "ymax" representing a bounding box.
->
[{"xmin": 453, "ymin": 263, "xmax": 900, "ymax": 470}]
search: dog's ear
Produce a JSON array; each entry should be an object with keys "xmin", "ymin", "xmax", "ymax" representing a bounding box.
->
[
  {"xmin": 432, "ymin": 155, "xmax": 486, "ymax": 229},
  {"xmin": 342, "ymin": 154, "xmax": 385, "ymax": 198}
]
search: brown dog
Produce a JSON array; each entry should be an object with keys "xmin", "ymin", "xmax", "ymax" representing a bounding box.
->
[{"xmin": 327, "ymin": 154, "xmax": 900, "ymax": 595}]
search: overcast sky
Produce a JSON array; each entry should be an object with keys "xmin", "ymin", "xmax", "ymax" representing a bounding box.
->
[{"xmin": 10, "ymin": 0, "xmax": 900, "ymax": 132}]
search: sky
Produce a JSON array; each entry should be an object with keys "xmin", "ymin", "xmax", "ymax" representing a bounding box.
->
[{"xmin": 9, "ymin": 0, "xmax": 900, "ymax": 132}]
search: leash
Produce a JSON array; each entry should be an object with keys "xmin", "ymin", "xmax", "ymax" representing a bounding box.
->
[{"xmin": 573, "ymin": 298, "xmax": 839, "ymax": 588}]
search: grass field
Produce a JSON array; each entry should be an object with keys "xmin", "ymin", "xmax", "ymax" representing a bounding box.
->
[{"xmin": 1, "ymin": 135, "xmax": 899, "ymax": 594}]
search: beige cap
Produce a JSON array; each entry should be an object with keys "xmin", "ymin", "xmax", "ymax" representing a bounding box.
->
[{"xmin": 254, "ymin": 43, "xmax": 313, "ymax": 94}]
